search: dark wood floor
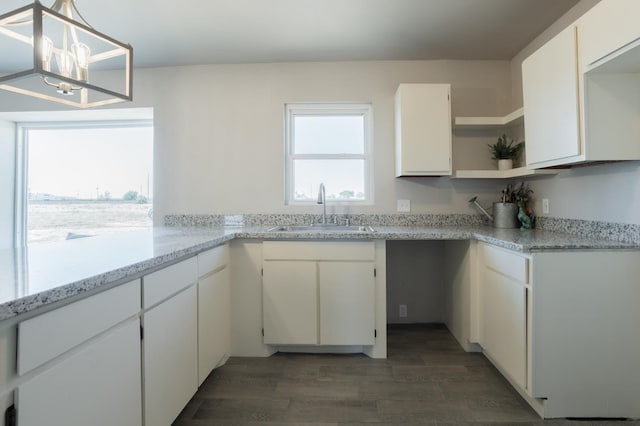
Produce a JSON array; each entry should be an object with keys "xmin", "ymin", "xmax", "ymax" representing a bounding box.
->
[{"xmin": 174, "ymin": 324, "xmax": 636, "ymax": 425}]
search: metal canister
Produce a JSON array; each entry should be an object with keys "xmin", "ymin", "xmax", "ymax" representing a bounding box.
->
[{"xmin": 492, "ymin": 202, "xmax": 519, "ymax": 228}]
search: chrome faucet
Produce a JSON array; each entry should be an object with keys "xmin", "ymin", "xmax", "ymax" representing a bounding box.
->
[{"xmin": 317, "ymin": 183, "xmax": 326, "ymax": 224}]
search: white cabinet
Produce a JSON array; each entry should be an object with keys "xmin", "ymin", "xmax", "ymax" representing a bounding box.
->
[
  {"xmin": 477, "ymin": 243, "xmax": 529, "ymax": 391},
  {"xmin": 395, "ymin": 84, "xmax": 452, "ymax": 177},
  {"xmin": 580, "ymin": 0, "xmax": 640, "ymax": 67},
  {"xmin": 197, "ymin": 244, "xmax": 231, "ymax": 385},
  {"xmin": 16, "ymin": 280, "xmax": 142, "ymax": 426},
  {"xmin": 143, "ymin": 258, "xmax": 198, "ymax": 426},
  {"xmin": 262, "ymin": 241, "xmax": 376, "ymax": 347},
  {"xmin": 473, "ymin": 243, "xmax": 640, "ymax": 419},
  {"xmin": 522, "ymin": 14, "xmax": 640, "ymax": 168},
  {"xmin": 262, "ymin": 260, "xmax": 317, "ymax": 345},
  {"xmin": 522, "ymin": 25, "xmax": 581, "ymax": 168}
]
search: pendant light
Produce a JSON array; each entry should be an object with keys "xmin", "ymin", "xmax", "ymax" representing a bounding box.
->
[{"xmin": 0, "ymin": 0, "xmax": 132, "ymax": 108}]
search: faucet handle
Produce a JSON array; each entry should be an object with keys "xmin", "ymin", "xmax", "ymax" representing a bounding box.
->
[{"xmin": 345, "ymin": 217, "xmax": 351, "ymax": 226}]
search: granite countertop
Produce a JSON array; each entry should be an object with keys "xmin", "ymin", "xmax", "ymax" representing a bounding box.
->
[{"xmin": 1, "ymin": 225, "xmax": 637, "ymax": 322}]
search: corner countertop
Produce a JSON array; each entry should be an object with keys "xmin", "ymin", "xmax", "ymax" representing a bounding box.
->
[{"xmin": 1, "ymin": 225, "xmax": 637, "ymax": 322}]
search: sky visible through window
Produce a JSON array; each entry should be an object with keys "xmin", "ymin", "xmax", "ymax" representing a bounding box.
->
[{"xmin": 28, "ymin": 127, "xmax": 153, "ymax": 200}]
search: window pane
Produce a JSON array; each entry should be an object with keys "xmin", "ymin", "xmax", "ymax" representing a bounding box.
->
[
  {"xmin": 293, "ymin": 159, "xmax": 365, "ymax": 201},
  {"xmin": 294, "ymin": 115, "xmax": 364, "ymax": 155},
  {"xmin": 27, "ymin": 126, "xmax": 153, "ymax": 244}
]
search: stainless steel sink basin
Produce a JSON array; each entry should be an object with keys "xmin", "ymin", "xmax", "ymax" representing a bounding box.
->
[{"xmin": 267, "ymin": 225, "xmax": 375, "ymax": 232}]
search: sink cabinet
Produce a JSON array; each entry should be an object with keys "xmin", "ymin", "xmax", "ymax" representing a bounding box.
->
[{"xmin": 262, "ymin": 241, "xmax": 376, "ymax": 347}]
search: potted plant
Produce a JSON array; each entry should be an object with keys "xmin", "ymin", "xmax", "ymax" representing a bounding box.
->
[{"xmin": 488, "ymin": 134, "xmax": 524, "ymax": 170}]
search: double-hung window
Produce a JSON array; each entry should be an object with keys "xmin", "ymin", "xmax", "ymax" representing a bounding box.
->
[{"xmin": 285, "ymin": 103, "xmax": 373, "ymax": 204}]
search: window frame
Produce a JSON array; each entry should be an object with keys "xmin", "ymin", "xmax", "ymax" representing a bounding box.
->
[
  {"xmin": 284, "ymin": 102, "xmax": 374, "ymax": 205},
  {"xmin": 14, "ymin": 119, "xmax": 153, "ymax": 247}
]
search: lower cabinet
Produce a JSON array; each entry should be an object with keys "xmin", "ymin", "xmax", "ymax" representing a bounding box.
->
[
  {"xmin": 16, "ymin": 280, "xmax": 142, "ymax": 426},
  {"xmin": 197, "ymin": 245, "xmax": 231, "ymax": 385},
  {"xmin": 18, "ymin": 320, "xmax": 142, "ymax": 426},
  {"xmin": 475, "ymin": 242, "xmax": 640, "ymax": 419},
  {"xmin": 477, "ymin": 243, "xmax": 529, "ymax": 391},
  {"xmin": 262, "ymin": 241, "xmax": 376, "ymax": 346},
  {"xmin": 142, "ymin": 259, "xmax": 198, "ymax": 426}
]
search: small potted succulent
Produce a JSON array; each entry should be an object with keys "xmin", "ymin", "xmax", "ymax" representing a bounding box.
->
[{"xmin": 488, "ymin": 134, "xmax": 524, "ymax": 170}]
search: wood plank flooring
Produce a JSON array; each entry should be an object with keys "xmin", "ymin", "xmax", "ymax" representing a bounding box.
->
[{"xmin": 173, "ymin": 324, "xmax": 636, "ymax": 425}]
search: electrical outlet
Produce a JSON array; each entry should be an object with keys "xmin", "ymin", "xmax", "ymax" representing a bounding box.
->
[
  {"xmin": 542, "ymin": 198, "xmax": 550, "ymax": 215},
  {"xmin": 397, "ymin": 199, "xmax": 411, "ymax": 212},
  {"xmin": 399, "ymin": 304, "xmax": 408, "ymax": 318}
]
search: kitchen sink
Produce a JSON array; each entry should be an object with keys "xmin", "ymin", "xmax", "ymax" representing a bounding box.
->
[{"xmin": 267, "ymin": 225, "xmax": 375, "ymax": 232}]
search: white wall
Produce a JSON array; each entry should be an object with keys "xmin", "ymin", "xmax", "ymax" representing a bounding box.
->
[
  {"xmin": 140, "ymin": 61, "xmax": 513, "ymax": 222},
  {"xmin": 509, "ymin": 0, "xmax": 640, "ymax": 225},
  {"xmin": 386, "ymin": 241, "xmax": 445, "ymax": 323},
  {"xmin": 0, "ymin": 119, "xmax": 15, "ymax": 249}
]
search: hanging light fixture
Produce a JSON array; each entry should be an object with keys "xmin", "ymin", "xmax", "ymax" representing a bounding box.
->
[{"xmin": 0, "ymin": 0, "xmax": 132, "ymax": 108}]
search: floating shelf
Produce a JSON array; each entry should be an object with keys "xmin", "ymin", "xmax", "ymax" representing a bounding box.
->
[
  {"xmin": 454, "ymin": 107, "xmax": 524, "ymax": 129},
  {"xmin": 453, "ymin": 166, "xmax": 558, "ymax": 179}
]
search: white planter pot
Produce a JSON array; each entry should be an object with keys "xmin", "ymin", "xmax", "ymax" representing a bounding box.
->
[{"xmin": 498, "ymin": 159, "xmax": 513, "ymax": 170}]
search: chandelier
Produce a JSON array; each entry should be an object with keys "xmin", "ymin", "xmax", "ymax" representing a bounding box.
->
[{"xmin": 0, "ymin": 0, "xmax": 132, "ymax": 108}]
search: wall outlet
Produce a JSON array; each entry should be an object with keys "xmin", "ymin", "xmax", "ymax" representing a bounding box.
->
[
  {"xmin": 542, "ymin": 198, "xmax": 550, "ymax": 214},
  {"xmin": 399, "ymin": 304, "xmax": 408, "ymax": 318},
  {"xmin": 397, "ymin": 199, "xmax": 411, "ymax": 212}
]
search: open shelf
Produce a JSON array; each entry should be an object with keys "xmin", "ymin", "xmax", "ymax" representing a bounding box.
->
[
  {"xmin": 453, "ymin": 166, "xmax": 558, "ymax": 179},
  {"xmin": 454, "ymin": 107, "xmax": 524, "ymax": 129}
]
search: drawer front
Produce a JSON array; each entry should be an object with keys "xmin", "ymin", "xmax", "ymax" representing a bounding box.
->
[
  {"xmin": 144, "ymin": 257, "xmax": 198, "ymax": 309},
  {"xmin": 197, "ymin": 244, "xmax": 229, "ymax": 277},
  {"xmin": 18, "ymin": 279, "xmax": 140, "ymax": 375},
  {"xmin": 263, "ymin": 241, "xmax": 375, "ymax": 261},
  {"xmin": 480, "ymin": 243, "xmax": 529, "ymax": 284}
]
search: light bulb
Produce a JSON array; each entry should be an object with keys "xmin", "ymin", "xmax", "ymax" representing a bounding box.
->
[
  {"xmin": 55, "ymin": 50, "xmax": 74, "ymax": 78},
  {"xmin": 41, "ymin": 36, "xmax": 54, "ymax": 72},
  {"xmin": 72, "ymin": 43, "xmax": 90, "ymax": 82}
]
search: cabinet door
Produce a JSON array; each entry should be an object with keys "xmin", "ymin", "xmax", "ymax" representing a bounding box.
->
[
  {"xmin": 18, "ymin": 320, "xmax": 142, "ymax": 426},
  {"xmin": 262, "ymin": 261, "xmax": 317, "ymax": 345},
  {"xmin": 523, "ymin": 25, "xmax": 581, "ymax": 167},
  {"xmin": 143, "ymin": 285, "xmax": 198, "ymax": 426},
  {"xmin": 580, "ymin": 0, "xmax": 640, "ymax": 67},
  {"xmin": 319, "ymin": 262, "xmax": 375, "ymax": 345},
  {"xmin": 479, "ymin": 262, "xmax": 527, "ymax": 390},
  {"xmin": 395, "ymin": 84, "xmax": 452, "ymax": 176},
  {"xmin": 198, "ymin": 267, "xmax": 231, "ymax": 385}
]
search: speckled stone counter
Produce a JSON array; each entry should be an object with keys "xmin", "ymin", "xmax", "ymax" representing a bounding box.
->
[{"xmin": 1, "ymin": 224, "xmax": 638, "ymax": 322}]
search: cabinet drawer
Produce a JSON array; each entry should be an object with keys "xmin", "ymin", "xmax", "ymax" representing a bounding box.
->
[
  {"xmin": 18, "ymin": 279, "xmax": 140, "ymax": 375},
  {"xmin": 144, "ymin": 257, "xmax": 198, "ymax": 309},
  {"xmin": 480, "ymin": 243, "xmax": 529, "ymax": 284},
  {"xmin": 197, "ymin": 244, "xmax": 229, "ymax": 277},
  {"xmin": 263, "ymin": 241, "xmax": 375, "ymax": 261}
]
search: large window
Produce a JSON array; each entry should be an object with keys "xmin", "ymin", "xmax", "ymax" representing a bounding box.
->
[
  {"xmin": 285, "ymin": 103, "xmax": 373, "ymax": 204},
  {"xmin": 16, "ymin": 121, "xmax": 153, "ymax": 245}
]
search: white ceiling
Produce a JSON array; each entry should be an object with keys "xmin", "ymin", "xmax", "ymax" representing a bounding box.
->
[{"xmin": 1, "ymin": 0, "xmax": 579, "ymax": 68}]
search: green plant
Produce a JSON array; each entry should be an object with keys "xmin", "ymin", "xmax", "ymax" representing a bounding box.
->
[{"xmin": 488, "ymin": 134, "xmax": 523, "ymax": 160}]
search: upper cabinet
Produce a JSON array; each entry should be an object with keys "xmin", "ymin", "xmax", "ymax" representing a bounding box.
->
[
  {"xmin": 395, "ymin": 84, "xmax": 452, "ymax": 177},
  {"xmin": 522, "ymin": 1, "xmax": 640, "ymax": 169},
  {"xmin": 580, "ymin": 0, "xmax": 640, "ymax": 68},
  {"xmin": 523, "ymin": 25, "xmax": 581, "ymax": 168}
]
